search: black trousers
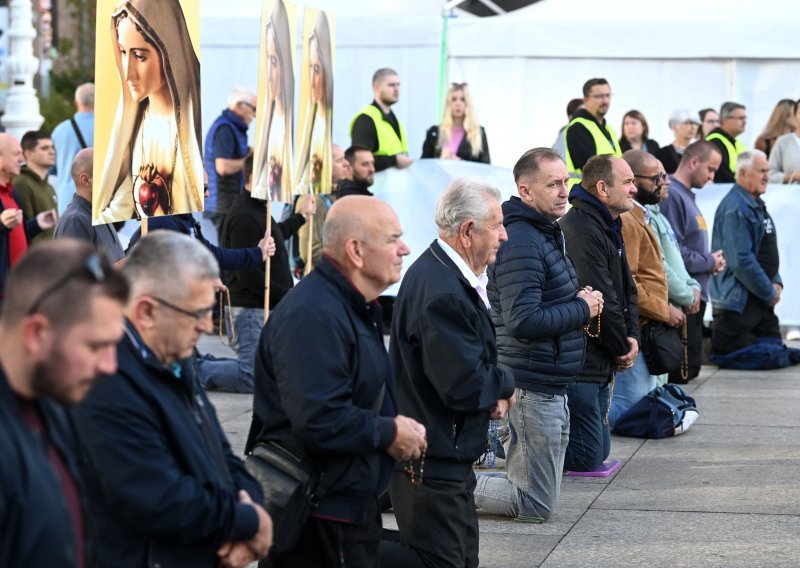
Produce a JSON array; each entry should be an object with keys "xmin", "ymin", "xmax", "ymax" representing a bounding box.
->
[
  {"xmin": 382, "ymin": 470, "xmax": 479, "ymax": 568},
  {"xmin": 712, "ymin": 295, "xmax": 781, "ymax": 356},
  {"xmin": 669, "ymin": 300, "xmax": 705, "ymax": 384},
  {"xmin": 263, "ymin": 499, "xmax": 382, "ymax": 568}
]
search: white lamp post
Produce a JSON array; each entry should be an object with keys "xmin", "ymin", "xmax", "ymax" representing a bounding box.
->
[{"xmin": 1, "ymin": 0, "xmax": 44, "ymax": 140}]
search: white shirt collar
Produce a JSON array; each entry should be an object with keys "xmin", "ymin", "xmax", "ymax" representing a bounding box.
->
[{"xmin": 436, "ymin": 238, "xmax": 489, "ymax": 307}]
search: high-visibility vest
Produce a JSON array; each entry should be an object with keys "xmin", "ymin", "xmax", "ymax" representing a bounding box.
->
[
  {"xmin": 706, "ymin": 132, "xmax": 747, "ymax": 174},
  {"xmin": 350, "ymin": 105, "xmax": 409, "ymax": 156},
  {"xmin": 564, "ymin": 117, "xmax": 621, "ymax": 188}
]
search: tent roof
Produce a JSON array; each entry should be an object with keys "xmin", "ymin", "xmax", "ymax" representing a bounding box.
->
[{"xmin": 449, "ymin": 0, "xmax": 800, "ymax": 59}]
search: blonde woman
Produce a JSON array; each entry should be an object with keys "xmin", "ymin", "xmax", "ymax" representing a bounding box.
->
[
  {"xmin": 294, "ymin": 11, "xmax": 332, "ymax": 194},
  {"xmin": 421, "ymin": 83, "xmax": 490, "ymax": 163},
  {"xmin": 755, "ymin": 98, "xmax": 796, "ymax": 158},
  {"xmin": 252, "ymin": 0, "xmax": 294, "ymax": 202},
  {"xmin": 94, "ymin": 0, "xmax": 203, "ymax": 223}
]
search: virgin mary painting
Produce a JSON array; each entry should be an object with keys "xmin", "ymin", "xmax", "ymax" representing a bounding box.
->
[{"xmin": 93, "ymin": 0, "xmax": 203, "ymax": 224}]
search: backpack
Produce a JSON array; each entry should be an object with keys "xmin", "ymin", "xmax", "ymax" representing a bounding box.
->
[{"xmin": 613, "ymin": 384, "xmax": 699, "ymax": 439}]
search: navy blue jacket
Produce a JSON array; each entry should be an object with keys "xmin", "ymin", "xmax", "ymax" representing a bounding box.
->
[
  {"xmin": 247, "ymin": 256, "xmax": 397, "ymax": 524},
  {"xmin": 128, "ymin": 213, "xmax": 262, "ymax": 271},
  {"xmin": 560, "ymin": 188, "xmax": 640, "ymax": 382},
  {"xmin": 73, "ymin": 322, "xmax": 263, "ymax": 567},
  {"xmin": 204, "ymin": 109, "xmax": 249, "ymax": 212},
  {"xmin": 0, "ymin": 367, "xmax": 86, "ymax": 568},
  {"xmin": 0, "ymin": 188, "xmax": 43, "ymax": 292},
  {"xmin": 390, "ymin": 241, "xmax": 515, "ymax": 480},
  {"xmin": 489, "ymin": 197, "xmax": 589, "ymax": 393}
]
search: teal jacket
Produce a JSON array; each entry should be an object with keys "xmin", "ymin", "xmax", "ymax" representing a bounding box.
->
[{"xmin": 646, "ymin": 204, "xmax": 701, "ymax": 308}]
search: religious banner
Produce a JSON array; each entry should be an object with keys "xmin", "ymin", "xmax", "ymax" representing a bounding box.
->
[
  {"xmin": 92, "ymin": 0, "xmax": 203, "ymax": 225},
  {"xmin": 251, "ymin": 0, "xmax": 296, "ymax": 203},
  {"xmin": 294, "ymin": 7, "xmax": 334, "ymax": 196}
]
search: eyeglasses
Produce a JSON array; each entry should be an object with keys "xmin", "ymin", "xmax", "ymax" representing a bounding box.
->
[
  {"xmin": 27, "ymin": 253, "xmax": 110, "ymax": 315},
  {"xmin": 240, "ymin": 101, "xmax": 257, "ymax": 113},
  {"xmin": 728, "ymin": 115, "xmax": 747, "ymax": 121},
  {"xmin": 634, "ymin": 172, "xmax": 668, "ymax": 184},
  {"xmin": 150, "ymin": 296, "xmax": 215, "ymax": 322}
]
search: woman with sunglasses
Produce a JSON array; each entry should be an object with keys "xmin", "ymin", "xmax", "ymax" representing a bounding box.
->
[{"xmin": 421, "ymin": 83, "xmax": 490, "ymax": 163}]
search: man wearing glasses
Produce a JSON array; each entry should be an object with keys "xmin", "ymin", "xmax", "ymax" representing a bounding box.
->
[
  {"xmin": 72, "ymin": 232, "xmax": 274, "ymax": 568},
  {"xmin": 565, "ymin": 78, "xmax": 622, "ymax": 187},
  {"xmin": 204, "ymin": 87, "xmax": 258, "ymax": 233},
  {"xmin": 707, "ymin": 101, "xmax": 748, "ymax": 183},
  {"xmin": 0, "ymin": 240, "xmax": 129, "ymax": 567},
  {"xmin": 607, "ymin": 150, "xmax": 681, "ymax": 426}
]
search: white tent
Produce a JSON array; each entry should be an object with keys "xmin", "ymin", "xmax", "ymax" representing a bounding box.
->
[{"xmin": 448, "ymin": 0, "xmax": 800, "ymax": 166}]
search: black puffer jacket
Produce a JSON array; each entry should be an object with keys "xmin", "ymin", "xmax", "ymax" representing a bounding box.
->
[
  {"xmin": 559, "ymin": 187, "xmax": 640, "ymax": 382},
  {"xmin": 488, "ymin": 197, "xmax": 589, "ymax": 394}
]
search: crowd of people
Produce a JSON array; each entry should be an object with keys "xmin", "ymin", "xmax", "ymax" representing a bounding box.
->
[{"xmin": 0, "ymin": 70, "xmax": 798, "ymax": 568}]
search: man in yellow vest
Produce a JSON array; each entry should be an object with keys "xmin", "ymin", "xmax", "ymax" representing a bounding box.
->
[
  {"xmin": 706, "ymin": 102, "xmax": 747, "ymax": 183},
  {"xmin": 351, "ymin": 68, "xmax": 412, "ymax": 172},
  {"xmin": 565, "ymin": 78, "xmax": 622, "ymax": 187}
]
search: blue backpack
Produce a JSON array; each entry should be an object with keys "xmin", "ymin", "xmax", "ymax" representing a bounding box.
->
[{"xmin": 613, "ymin": 384, "xmax": 699, "ymax": 439}]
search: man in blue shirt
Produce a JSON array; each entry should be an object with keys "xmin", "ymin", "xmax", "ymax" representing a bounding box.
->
[{"xmin": 51, "ymin": 83, "xmax": 94, "ymax": 214}]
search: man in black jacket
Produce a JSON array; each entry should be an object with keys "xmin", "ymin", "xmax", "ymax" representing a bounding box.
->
[
  {"xmin": 247, "ymin": 196, "xmax": 427, "ymax": 566},
  {"xmin": 215, "ymin": 156, "xmax": 315, "ymax": 393},
  {"xmin": 384, "ymin": 179, "xmax": 516, "ymax": 568},
  {"xmin": 560, "ymin": 154, "xmax": 640, "ymax": 473},
  {"xmin": 335, "ymin": 144, "xmax": 376, "ymax": 198},
  {"xmin": 473, "ymin": 148, "xmax": 602, "ymax": 522},
  {"xmin": 73, "ymin": 232, "xmax": 273, "ymax": 568},
  {"xmin": 0, "ymin": 240, "xmax": 129, "ymax": 568}
]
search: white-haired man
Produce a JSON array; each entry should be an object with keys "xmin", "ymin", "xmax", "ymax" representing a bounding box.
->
[{"xmin": 204, "ymin": 87, "xmax": 258, "ymax": 231}]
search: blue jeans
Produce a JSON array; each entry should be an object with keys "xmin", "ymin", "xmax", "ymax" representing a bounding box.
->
[
  {"xmin": 607, "ymin": 355, "xmax": 656, "ymax": 427},
  {"xmin": 564, "ymin": 381, "xmax": 611, "ymax": 472},
  {"xmin": 474, "ymin": 388, "xmax": 569, "ymax": 520},
  {"xmin": 198, "ymin": 306, "xmax": 264, "ymax": 393}
]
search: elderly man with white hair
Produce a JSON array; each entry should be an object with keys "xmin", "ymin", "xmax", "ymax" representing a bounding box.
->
[
  {"xmin": 383, "ymin": 179, "xmax": 516, "ymax": 568},
  {"xmin": 710, "ymin": 150, "xmax": 793, "ymax": 368},
  {"xmin": 204, "ymin": 86, "xmax": 258, "ymax": 231}
]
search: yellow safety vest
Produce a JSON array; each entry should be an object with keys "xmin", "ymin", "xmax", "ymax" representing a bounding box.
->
[
  {"xmin": 564, "ymin": 117, "xmax": 621, "ymax": 188},
  {"xmin": 705, "ymin": 132, "xmax": 747, "ymax": 174},
  {"xmin": 350, "ymin": 105, "xmax": 409, "ymax": 156}
]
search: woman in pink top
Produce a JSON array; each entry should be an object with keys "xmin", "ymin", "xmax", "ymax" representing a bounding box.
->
[{"xmin": 421, "ymin": 83, "xmax": 490, "ymax": 163}]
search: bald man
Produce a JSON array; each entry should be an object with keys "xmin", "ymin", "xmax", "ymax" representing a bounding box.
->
[
  {"xmin": 0, "ymin": 133, "xmax": 57, "ymax": 298},
  {"xmin": 54, "ymin": 148, "xmax": 125, "ymax": 264},
  {"xmin": 246, "ymin": 196, "xmax": 427, "ymax": 565}
]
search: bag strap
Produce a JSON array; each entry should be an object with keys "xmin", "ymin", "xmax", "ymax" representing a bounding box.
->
[
  {"xmin": 70, "ymin": 117, "xmax": 88, "ymax": 149},
  {"xmin": 680, "ymin": 320, "xmax": 689, "ymax": 381}
]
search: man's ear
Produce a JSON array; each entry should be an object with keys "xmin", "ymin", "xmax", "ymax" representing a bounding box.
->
[
  {"xmin": 459, "ymin": 219, "xmax": 475, "ymax": 248},
  {"xmin": 21, "ymin": 314, "xmax": 52, "ymax": 360},
  {"xmin": 130, "ymin": 297, "xmax": 156, "ymax": 331},
  {"xmin": 344, "ymin": 238, "xmax": 364, "ymax": 268}
]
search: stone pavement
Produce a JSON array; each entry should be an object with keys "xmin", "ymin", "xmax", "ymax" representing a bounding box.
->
[{"xmin": 201, "ymin": 335, "xmax": 800, "ymax": 567}]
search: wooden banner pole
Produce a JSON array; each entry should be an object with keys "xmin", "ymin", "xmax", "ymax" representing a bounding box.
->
[{"xmin": 264, "ymin": 200, "xmax": 273, "ymax": 323}]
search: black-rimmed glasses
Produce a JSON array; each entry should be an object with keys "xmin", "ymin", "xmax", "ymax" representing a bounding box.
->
[
  {"xmin": 27, "ymin": 253, "xmax": 109, "ymax": 316},
  {"xmin": 150, "ymin": 296, "xmax": 215, "ymax": 322},
  {"xmin": 240, "ymin": 101, "xmax": 257, "ymax": 113},
  {"xmin": 634, "ymin": 172, "xmax": 668, "ymax": 184}
]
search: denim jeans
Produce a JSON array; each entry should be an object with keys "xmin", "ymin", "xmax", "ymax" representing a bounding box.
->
[
  {"xmin": 564, "ymin": 381, "xmax": 611, "ymax": 472},
  {"xmin": 198, "ymin": 306, "xmax": 264, "ymax": 393},
  {"xmin": 473, "ymin": 388, "xmax": 569, "ymax": 521},
  {"xmin": 607, "ymin": 355, "xmax": 655, "ymax": 427}
]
